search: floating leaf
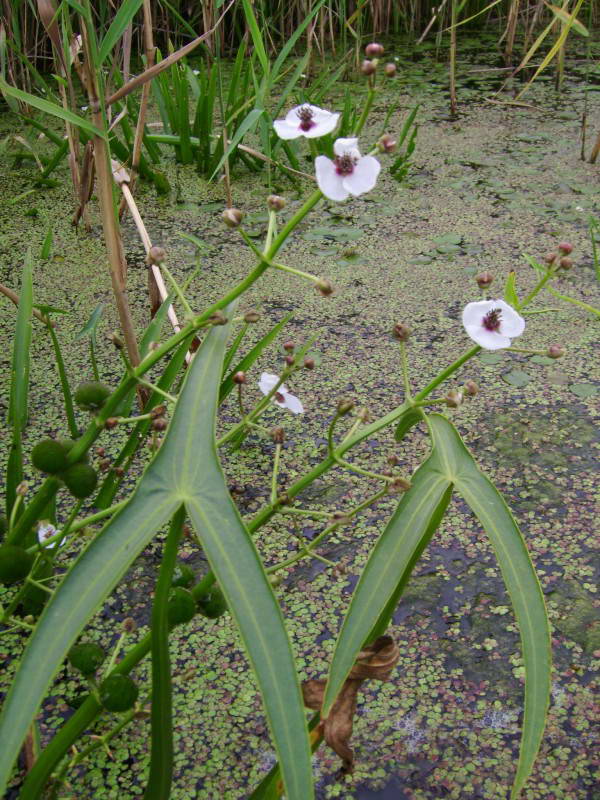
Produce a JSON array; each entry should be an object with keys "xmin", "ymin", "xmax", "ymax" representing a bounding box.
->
[
  {"xmin": 502, "ymin": 369, "xmax": 532, "ymax": 388},
  {"xmin": 479, "ymin": 352, "xmax": 504, "ymax": 365},
  {"xmin": 569, "ymin": 383, "xmax": 598, "ymax": 398}
]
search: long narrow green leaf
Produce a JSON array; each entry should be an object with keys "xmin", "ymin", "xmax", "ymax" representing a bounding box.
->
[
  {"xmin": 0, "ymin": 79, "xmax": 105, "ymax": 139},
  {"xmin": 209, "ymin": 107, "xmax": 264, "ymax": 181},
  {"xmin": 271, "ymin": 0, "xmax": 326, "ymax": 82},
  {"xmin": 0, "ymin": 317, "xmax": 313, "ymax": 800},
  {"xmin": 98, "ymin": 0, "xmax": 144, "ymax": 63},
  {"xmin": 241, "ymin": 0, "xmax": 269, "ymax": 77}
]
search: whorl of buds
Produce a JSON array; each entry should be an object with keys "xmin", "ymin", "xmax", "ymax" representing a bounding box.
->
[
  {"xmin": 337, "ymin": 399, "xmax": 355, "ymax": 416},
  {"xmin": 146, "ymin": 245, "xmax": 166, "ymax": 266},
  {"xmin": 105, "ymin": 417, "xmax": 119, "ymax": 430},
  {"xmin": 361, "ymin": 59, "xmax": 376, "ymax": 76},
  {"xmin": 558, "ymin": 242, "xmax": 573, "ymax": 254},
  {"xmin": 388, "ymin": 476, "xmax": 412, "ymax": 494},
  {"xmin": 283, "ymin": 341, "xmax": 295, "ymax": 352},
  {"xmin": 463, "ymin": 380, "xmax": 479, "ymax": 397},
  {"xmin": 384, "ymin": 63, "xmax": 397, "ymax": 77},
  {"xmin": 445, "ymin": 390, "xmax": 464, "ymax": 409},
  {"xmin": 547, "ymin": 345, "xmax": 565, "ymax": 359},
  {"xmin": 233, "ymin": 371, "xmax": 247, "ymax": 384},
  {"xmin": 475, "ymin": 271, "xmax": 494, "ymax": 289},
  {"xmin": 379, "ymin": 134, "xmax": 397, "ymax": 154},
  {"xmin": 316, "ymin": 278, "xmax": 334, "ymax": 296},
  {"xmin": 393, "ymin": 322, "xmax": 411, "ymax": 341},
  {"xmin": 543, "ymin": 252, "xmax": 557, "ymax": 265},
  {"xmin": 270, "ymin": 426, "xmax": 285, "ymax": 444},
  {"xmin": 267, "ymin": 194, "xmax": 286, "ymax": 211},
  {"xmin": 365, "ymin": 42, "xmax": 384, "ymax": 57},
  {"xmin": 304, "ymin": 357, "xmax": 315, "ymax": 370},
  {"xmin": 243, "ymin": 310, "xmax": 260, "ymax": 323},
  {"xmin": 559, "ymin": 256, "xmax": 573, "ymax": 270},
  {"xmin": 208, "ymin": 310, "xmax": 228, "ymax": 325},
  {"xmin": 222, "ymin": 208, "xmax": 244, "ymax": 228}
]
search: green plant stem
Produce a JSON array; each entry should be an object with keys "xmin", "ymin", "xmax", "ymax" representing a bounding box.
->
[
  {"xmin": 400, "ymin": 341, "xmax": 412, "ymax": 400},
  {"xmin": 46, "ymin": 322, "xmax": 78, "ymax": 439},
  {"xmin": 24, "ymin": 501, "xmax": 128, "ymax": 553},
  {"xmin": 354, "ymin": 83, "xmax": 375, "ymax": 136},
  {"xmin": 520, "ymin": 268, "xmax": 556, "ymax": 308},
  {"xmin": 270, "ymin": 444, "xmax": 282, "ymax": 504},
  {"xmin": 144, "ymin": 505, "xmax": 186, "ymax": 800},
  {"xmin": 89, "ymin": 339, "xmax": 100, "ymax": 382},
  {"xmin": 7, "ymin": 478, "xmax": 61, "ymax": 546},
  {"xmin": 160, "ymin": 264, "xmax": 193, "ymax": 316}
]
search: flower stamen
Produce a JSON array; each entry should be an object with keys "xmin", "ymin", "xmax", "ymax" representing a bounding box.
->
[
  {"xmin": 334, "ymin": 153, "xmax": 356, "ymax": 176},
  {"xmin": 482, "ymin": 308, "xmax": 502, "ymax": 332},
  {"xmin": 296, "ymin": 106, "xmax": 316, "ymax": 132}
]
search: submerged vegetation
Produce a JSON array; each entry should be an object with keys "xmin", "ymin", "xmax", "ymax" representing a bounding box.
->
[{"xmin": 0, "ymin": 1, "xmax": 598, "ymax": 799}]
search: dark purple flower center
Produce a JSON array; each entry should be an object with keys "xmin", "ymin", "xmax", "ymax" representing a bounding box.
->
[
  {"xmin": 275, "ymin": 391, "xmax": 285, "ymax": 403},
  {"xmin": 297, "ymin": 106, "xmax": 316, "ymax": 132},
  {"xmin": 335, "ymin": 153, "xmax": 356, "ymax": 176},
  {"xmin": 482, "ymin": 308, "xmax": 502, "ymax": 332}
]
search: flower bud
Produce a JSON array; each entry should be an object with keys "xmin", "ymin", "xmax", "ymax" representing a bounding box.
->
[
  {"xmin": 337, "ymin": 399, "xmax": 355, "ymax": 416},
  {"xmin": 445, "ymin": 390, "xmax": 463, "ymax": 408},
  {"xmin": 387, "ymin": 454, "xmax": 399, "ymax": 465},
  {"xmin": 222, "ymin": 208, "xmax": 244, "ymax": 228},
  {"xmin": 109, "ymin": 332, "xmax": 124, "ymax": 350},
  {"xmin": 152, "ymin": 417, "xmax": 168, "ymax": 431},
  {"xmin": 475, "ymin": 271, "xmax": 494, "ymax": 289},
  {"xmin": 16, "ymin": 482, "xmax": 28, "ymax": 497},
  {"xmin": 284, "ymin": 354, "xmax": 295, "ymax": 367},
  {"xmin": 388, "ymin": 476, "xmax": 412, "ymax": 494},
  {"xmin": 547, "ymin": 345, "xmax": 565, "ymax": 359},
  {"xmin": 99, "ymin": 459, "xmax": 111, "ymax": 472},
  {"xmin": 365, "ymin": 42, "xmax": 384, "ymax": 57},
  {"xmin": 105, "ymin": 417, "xmax": 119, "ymax": 430},
  {"xmin": 464, "ymin": 380, "xmax": 478, "ymax": 397},
  {"xmin": 361, "ymin": 59, "xmax": 376, "ymax": 76},
  {"xmin": 151, "ymin": 405, "xmax": 166, "ymax": 419},
  {"xmin": 384, "ymin": 63, "xmax": 397, "ymax": 77},
  {"xmin": 208, "ymin": 310, "xmax": 227, "ymax": 325},
  {"xmin": 304, "ymin": 357, "xmax": 315, "ymax": 370},
  {"xmin": 543, "ymin": 252, "xmax": 557, "ymax": 265},
  {"xmin": 559, "ymin": 256, "xmax": 573, "ymax": 270},
  {"xmin": 146, "ymin": 245, "xmax": 166, "ymax": 266},
  {"xmin": 316, "ymin": 278, "xmax": 334, "ymax": 296},
  {"xmin": 243, "ymin": 310, "xmax": 260, "ymax": 323},
  {"xmin": 233, "ymin": 371, "xmax": 247, "ymax": 384},
  {"xmin": 270, "ymin": 426, "xmax": 285, "ymax": 444},
  {"xmin": 558, "ymin": 242, "xmax": 573, "ymax": 254},
  {"xmin": 96, "ymin": 447, "xmax": 105, "ymax": 457},
  {"xmin": 122, "ymin": 617, "xmax": 137, "ymax": 633},
  {"xmin": 379, "ymin": 134, "xmax": 397, "ymax": 153},
  {"xmin": 283, "ymin": 341, "xmax": 295, "ymax": 352},
  {"xmin": 114, "ymin": 467, "xmax": 124, "ymax": 477},
  {"xmin": 357, "ymin": 407, "xmax": 371, "ymax": 422},
  {"xmin": 267, "ymin": 194, "xmax": 286, "ymax": 211},
  {"xmin": 393, "ymin": 322, "xmax": 411, "ymax": 341},
  {"xmin": 331, "ymin": 511, "xmax": 351, "ymax": 525}
]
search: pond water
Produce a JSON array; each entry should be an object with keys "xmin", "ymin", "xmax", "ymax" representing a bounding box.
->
[{"xmin": 0, "ymin": 33, "xmax": 599, "ymax": 800}]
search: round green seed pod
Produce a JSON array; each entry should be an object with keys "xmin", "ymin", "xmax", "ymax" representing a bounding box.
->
[
  {"xmin": 74, "ymin": 381, "xmax": 111, "ymax": 412},
  {"xmin": 197, "ymin": 587, "xmax": 228, "ymax": 620},
  {"xmin": 0, "ymin": 545, "xmax": 34, "ymax": 585},
  {"xmin": 58, "ymin": 437, "xmax": 89, "ymax": 464},
  {"xmin": 31, "ymin": 439, "xmax": 68, "ymax": 474},
  {"xmin": 68, "ymin": 643, "xmax": 106, "ymax": 676},
  {"xmin": 167, "ymin": 588, "xmax": 196, "ymax": 626},
  {"xmin": 171, "ymin": 562, "xmax": 195, "ymax": 588},
  {"xmin": 99, "ymin": 674, "xmax": 139, "ymax": 712},
  {"xmin": 62, "ymin": 463, "xmax": 98, "ymax": 499}
]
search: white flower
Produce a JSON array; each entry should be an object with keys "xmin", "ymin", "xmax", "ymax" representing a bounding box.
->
[
  {"xmin": 315, "ymin": 138, "xmax": 381, "ymax": 202},
  {"xmin": 462, "ymin": 299, "xmax": 525, "ymax": 350},
  {"xmin": 273, "ymin": 104, "xmax": 340, "ymax": 140},
  {"xmin": 38, "ymin": 522, "xmax": 66, "ymax": 549},
  {"xmin": 258, "ymin": 372, "xmax": 304, "ymax": 414}
]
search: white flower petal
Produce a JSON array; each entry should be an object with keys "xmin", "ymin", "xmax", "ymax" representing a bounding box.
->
[
  {"xmin": 494, "ymin": 299, "xmax": 526, "ymax": 337},
  {"xmin": 258, "ymin": 372, "xmax": 280, "ymax": 395},
  {"xmin": 315, "ymin": 156, "xmax": 349, "ymax": 202},
  {"xmin": 304, "ymin": 112, "xmax": 340, "ymax": 138},
  {"xmin": 462, "ymin": 300, "xmax": 494, "ymax": 328},
  {"xmin": 466, "ymin": 328, "xmax": 512, "ymax": 350},
  {"xmin": 281, "ymin": 391, "xmax": 304, "ymax": 414},
  {"xmin": 334, "ymin": 137, "xmax": 360, "ymax": 157},
  {"xmin": 284, "ymin": 105, "xmax": 304, "ymax": 124},
  {"xmin": 342, "ymin": 155, "xmax": 381, "ymax": 196},
  {"xmin": 273, "ymin": 119, "xmax": 302, "ymax": 140}
]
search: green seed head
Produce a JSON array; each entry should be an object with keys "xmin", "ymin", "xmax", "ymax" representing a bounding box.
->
[
  {"xmin": 168, "ymin": 588, "xmax": 196, "ymax": 626},
  {"xmin": 99, "ymin": 674, "xmax": 139, "ymax": 712},
  {"xmin": 0, "ymin": 545, "xmax": 34, "ymax": 585},
  {"xmin": 74, "ymin": 381, "xmax": 111, "ymax": 412},
  {"xmin": 68, "ymin": 643, "xmax": 106, "ymax": 676},
  {"xmin": 197, "ymin": 587, "xmax": 228, "ymax": 620},
  {"xmin": 31, "ymin": 439, "xmax": 69, "ymax": 474},
  {"xmin": 62, "ymin": 463, "xmax": 98, "ymax": 499}
]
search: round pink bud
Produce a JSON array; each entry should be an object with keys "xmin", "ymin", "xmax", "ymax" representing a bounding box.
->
[
  {"xmin": 152, "ymin": 417, "xmax": 168, "ymax": 431},
  {"xmin": 147, "ymin": 245, "xmax": 166, "ymax": 265},
  {"xmin": 233, "ymin": 371, "xmax": 247, "ymax": 384},
  {"xmin": 445, "ymin": 390, "xmax": 463, "ymax": 408},
  {"xmin": 304, "ymin": 357, "xmax": 315, "ymax": 370},
  {"xmin": 388, "ymin": 476, "xmax": 412, "ymax": 494},
  {"xmin": 270, "ymin": 426, "xmax": 285, "ymax": 444},
  {"xmin": 208, "ymin": 310, "xmax": 228, "ymax": 325},
  {"xmin": 283, "ymin": 341, "xmax": 295, "ymax": 352},
  {"xmin": 475, "ymin": 271, "xmax": 494, "ymax": 289},
  {"xmin": 379, "ymin": 134, "xmax": 397, "ymax": 153},
  {"xmin": 105, "ymin": 417, "xmax": 119, "ymax": 430},
  {"xmin": 559, "ymin": 256, "xmax": 573, "ymax": 270},
  {"xmin": 361, "ymin": 59, "xmax": 376, "ymax": 76},
  {"xmin": 267, "ymin": 194, "xmax": 286, "ymax": 211},
  {"xmin": 365, "ymin": 42, "xmax": 384, "ymax": 57},
  {"xmin": 543, "ymin": 252, "xmax": 557, "ymax": 265},
  {"xmin": 547, "ymin": 345, "xmax": 565, "ymax": 359},
  {"xmin": 393, "ymin": 322, "xmax": 411, "ymax": 341},
  {"xmin": 384, "ymin": 63, "xmax": 397, "ymax": 77},
  {"xmin": 243, "ymin": 310, "xmax": 260, "ymax": 323},
  {"xmin": 558, "ymin": 242, "xmax": 573, "ymax": 254},
  {"xmin": 464, "ymin": 380, "xmax": 478, "ymax": 397},
  {"xmin": 284, "ymin": 354, "xmax": 295, "ymax": 367},
  {"xmin": 337, "ymin": 399, "xmax": 355, "ymax": 416},
  {"xmin": 222, "ymin": 208, "xmax": 244, "ymax": 228},
  {"xmin": 316, "ymin": 278, "xmax": 334, "ymax": 296}
]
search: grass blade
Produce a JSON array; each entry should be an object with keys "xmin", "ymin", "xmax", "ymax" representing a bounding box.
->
[{"xmin": 98, "ymin": 0, "xmax": 144, "ymax": 63}]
